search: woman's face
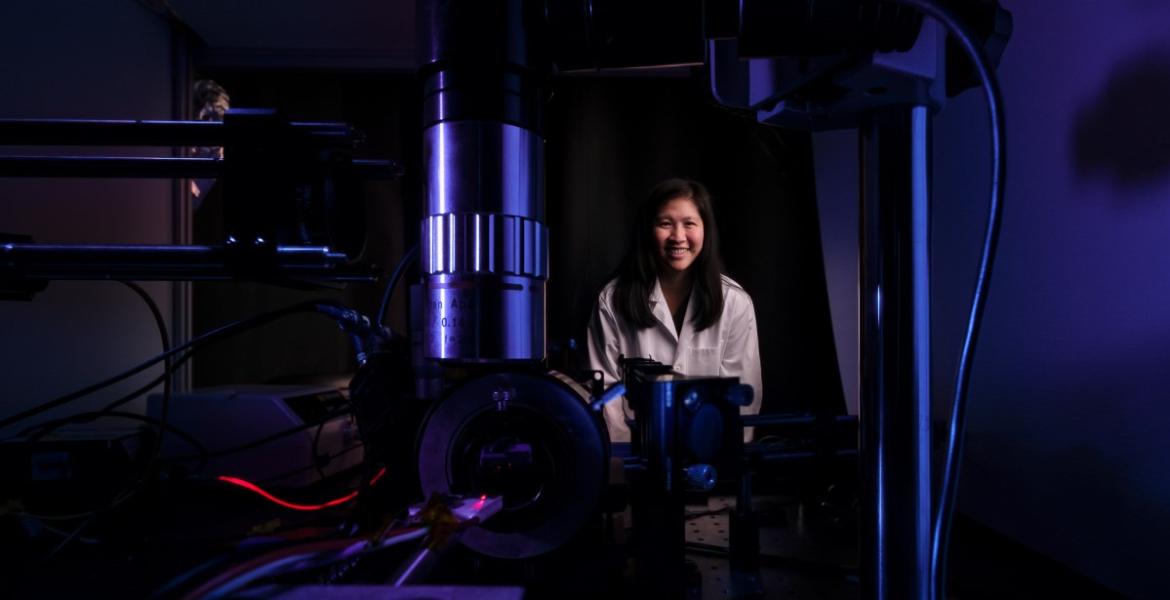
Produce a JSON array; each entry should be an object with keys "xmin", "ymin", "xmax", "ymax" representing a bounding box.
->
[{"xmin": 653, "ymin": 196, "xmax": 705, "ymax": 274}]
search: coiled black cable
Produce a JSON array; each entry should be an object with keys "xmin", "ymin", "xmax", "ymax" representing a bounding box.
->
[{"xmin": 0, "ymin": 299, "xmax": 342, "ymax": 432}]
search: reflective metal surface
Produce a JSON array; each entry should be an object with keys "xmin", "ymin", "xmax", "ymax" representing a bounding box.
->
[
  {"xmin": 422, "ymin": 121, "xmax": 547, "ymax": 361},
  {"xmin": 416, "ymin": 372, "xmax": 608, "ymax": 559},
  {"xmin": 423, "ymin": 122, "xmax": 545, "ymax": 221},
  {"xmin": 422, "ymin": 212, "xmax": 546, "ymax": 277},
  {"xmin": 859, "ymin": 106, "xmax": 932, "ymax": 600},
  {"xmin": 425, "ymin": 273, "xmax": 544, "ymax": 361}
]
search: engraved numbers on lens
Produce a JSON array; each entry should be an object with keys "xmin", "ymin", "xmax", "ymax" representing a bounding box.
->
[{"xmin": 435, "ymin": 293, "xmax": 476, "ymax": 349}]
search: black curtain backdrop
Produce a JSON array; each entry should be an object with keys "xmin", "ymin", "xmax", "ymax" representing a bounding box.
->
[
  {"xmin": 190, "ymin": 70, "xmax": 844, "ymax": 416},
  {"xmin": 545, "ymin": 75, "xmax": 845, "ymax": 415}
]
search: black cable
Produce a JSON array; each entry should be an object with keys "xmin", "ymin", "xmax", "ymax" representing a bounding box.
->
[
  {"xmin": 12, "ymin": 410, "xmax": 209, "ymax": 521},
  {"xmin": 20, "ymin": 357, "xmax": 351, "ymax": 473},
  {"xmin": 15, "ymin": 282, "xmax": 175, "ymax": 552},
  {"xmin": 312, "ymin": 420, "xmax": 329, "ymax": 480},
  {"xmin": 889, "ymin": 2, "xmax": 1007, "ymax": 598},
  {"xmin": 30, "ymin": 347, "xmax": 322, "ymax": 467},
  {"xmin": 116, "ymin": 281, "xmax": 172, "ymax": 489},
  {"xmin": 63, "ymin": 383, "xmax": 342, "ymax": 481},
  {"xmin": 39, "ymin": 512, "xmax": 98, "ymax": 564},
  {"xmin": 21, "ymin": 410, "xmax": 209, "ymax": 476},
  {"xmin": 148, "ymin": 530, "xmax": 343, "ymax": 600},
  {"xmin": 17, "ymin": 281, "xmax": 183, "ymax": 519},
  {"xmin": 14, "ymin": 307, "xmax": 364, "ymax": 500},
  {"xmin": 376, "ymin": 244, "xmax": 419, "ymax": 328},
  {"xmin": 170, "ymin": 419, "xmax": 323, "ymax": 462},
  {"xmin": 14, "ymin": 348, "xmax": 195, "ymax": 444},
  {"xmin": 100, "ymin": 348, "xmax": 193, "ymax": 413},
  {"xmin": 7, "ymin": 296, "xmax": 378, "ymax": 526},
  {"xmin": 32, "ymin": 522, "xmax": 101, "ymax": 546},
  {"xmin": 0, "ymin": 299, "xmax": 340, "ymax": 431},
  {"xmin": 254, "ymin": 443, "xmax": 365, "ymax": 486},
  {"xmin": 15, "ymin": 298, "xmax": 368, "ymax": 490}
]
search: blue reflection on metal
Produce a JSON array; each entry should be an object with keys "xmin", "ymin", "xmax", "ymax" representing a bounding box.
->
[
  {"xmin": 448, "ymin": 213, "xmax": 456, "ymax": 273},
  {"xmin": 911, "ymin": 105, "xmax": 932, "ymax": 572},
  {"xmin": 475, "ymin": 213, "xmax": 481, "ymax": 271},
  {"xmin": 436, "ymin": 122, "xmax": 447, "ymax": 214},
  {"xmin": 591, "ymin": 383, "xmax": 626, "ymax": 412},
  {"xmin": 505, "ymin": 291, "xmax": 533, "ymax": 355}
]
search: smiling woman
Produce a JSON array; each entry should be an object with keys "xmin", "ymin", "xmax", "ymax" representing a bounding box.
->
[
  {"xmin": 655, "ymin": 197, "xmax": 706, "ymax": 331},
  {"xmin": 587, "ymin": 178, "xmax": 762, "ymax": 442}
]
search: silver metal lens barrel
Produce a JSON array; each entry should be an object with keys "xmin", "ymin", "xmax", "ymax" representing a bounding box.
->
[{"xmin": 422, "ymin": 121, "xmax": 547, "ymax": 361}]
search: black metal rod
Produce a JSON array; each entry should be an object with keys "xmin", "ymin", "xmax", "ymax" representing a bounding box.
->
[
  {"xmin": 0, "ymin": 156, "xmax": 402, "ymax": 181},
  {"xmin": 0, "ymin": 156, "xmax": 221, "ymax": 178},
  {"xmin": 353, "ymin": 159, "xmax": 406, "ymax": 180},
  {"xmin": 741, "ymin": 413, "xmax": 857, "ymax": 427},
  {"xmin": 859, "ymin": 106, "xmax": 932, "ymax": 600},
  {"xmin": 390, "ymin": 547, "xmax": 438, "ymax": 587},
  {"xmin": 0, "ymin": 118, "xmax": 351, "ymax": 147},
  {"xmin": 748, "ymin": 448, "xmax": 858, "ymax": 463},
  {"xmin": 1, "ymin": 243, "xmax": 377, "ymax": 281}
]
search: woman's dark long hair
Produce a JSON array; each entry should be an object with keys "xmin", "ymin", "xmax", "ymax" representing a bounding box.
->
[{"xmin": 614, "ymin": 178, "xmax": 725, "ymax": 331}]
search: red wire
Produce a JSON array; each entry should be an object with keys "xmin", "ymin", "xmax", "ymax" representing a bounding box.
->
[{"xmin": 217, "ymin": 467, "xmax": 387, "ymax": 512}]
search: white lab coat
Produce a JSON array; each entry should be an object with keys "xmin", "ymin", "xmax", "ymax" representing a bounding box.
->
[{"xmin": 588, "ymin": 274, "xmax": 763, "ymax": 442}]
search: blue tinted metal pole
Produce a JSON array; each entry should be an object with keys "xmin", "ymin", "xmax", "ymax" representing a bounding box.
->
[{"xmin": 859, "ymin": 104, "xmax": 932, "ymax": 599}]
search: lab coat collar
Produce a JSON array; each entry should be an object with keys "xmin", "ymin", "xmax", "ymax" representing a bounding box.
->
[{"xmin": 649, "ymin": 277, "xmax": 695, "ymax": 343}]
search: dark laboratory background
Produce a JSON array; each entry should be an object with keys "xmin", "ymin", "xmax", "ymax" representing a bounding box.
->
[{"xmin": 1, "ymin": 1, "xmax": 1167, "ymax": 599}]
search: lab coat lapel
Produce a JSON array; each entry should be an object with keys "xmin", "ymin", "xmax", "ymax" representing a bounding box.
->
[
  {"xmin": 648, "ymin": 278, "xmax": 679, "ymax": 342},
  {"xmin": 678, "ymin": 285, "xmax": 698, "ymax": 346}
]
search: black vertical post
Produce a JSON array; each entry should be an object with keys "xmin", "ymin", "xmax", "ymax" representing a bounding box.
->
[
  {"xmin": 170, "ymin": 19, "xmax": 192, "ymax": 394},
  {"xmin": 859, "ymin": 105, "xmax": 932, "ymax": 599},
  {"xmin": 633, "ymin": 380, "xmax": 685, "ymax": 597}
]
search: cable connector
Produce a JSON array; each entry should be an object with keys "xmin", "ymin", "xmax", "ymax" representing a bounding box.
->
[{"xmin": 314, "ymin": 303, "xmax": 394, "ymax": 366}]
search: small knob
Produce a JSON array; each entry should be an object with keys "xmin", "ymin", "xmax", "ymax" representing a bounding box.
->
[
  {"xmin": 684, "ymin": 463, "xmax": 717, "ymax": 492},
  {"xmin": 725, "ymin": 383, "xmax": 753, "ymax": 407}
]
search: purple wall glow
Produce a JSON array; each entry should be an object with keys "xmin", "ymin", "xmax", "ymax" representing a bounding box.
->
[
  {"xmin": 938, "ymin": 3, "xmax": 1170, "ymax": 597},
  {"xmin": 817, "ymin": 2, "xmax": 1170, "ymax": 597},
  {"xmin": 0, "ymin": 2, "xmax": 177, "ymax": 431}
]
